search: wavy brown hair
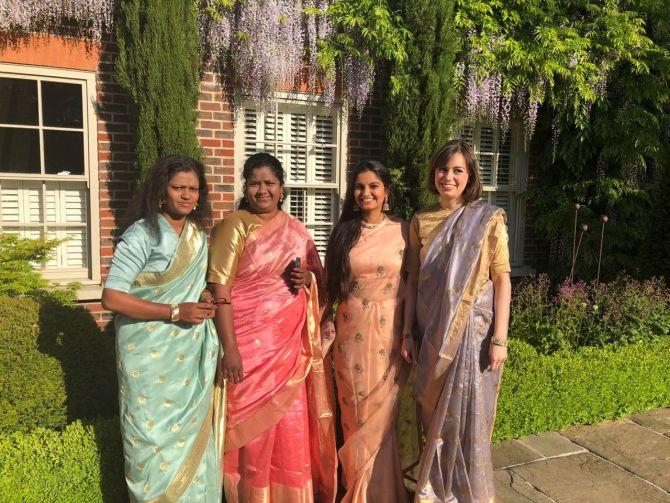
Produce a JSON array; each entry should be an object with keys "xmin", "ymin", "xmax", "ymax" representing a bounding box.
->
[
  {"xmin": 427, "ymin": 139, "xmax": 483, "ymax": 204},
  {"xmin": 126, "ymin": 155, "xmax": 210, "ymax": 234}
]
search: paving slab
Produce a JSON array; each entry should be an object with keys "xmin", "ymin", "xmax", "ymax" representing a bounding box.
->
[
  {"xmin": 494, "ymin": 469, "xmax": 555, "ymax": 503},
  {"xmin": 564, "ymin": 419, "xmax": 670, "ymax": 492},
  {"xmin": 492, "ymin": 439, "xmax": 544, "ymax": 470},
  {"xmin": 511, "ymin": 453, "xmax": 670, "ymax": 503},
  {"xmin": 629, "ymin": 408, "xmax": 670, "ymax": 436},
  {"xmin": 517, "ymin": 431, "xmax": 586, "ymax": 458}
]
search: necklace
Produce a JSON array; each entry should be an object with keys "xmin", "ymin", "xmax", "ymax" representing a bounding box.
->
[{"xmin": 361, "ymin": 215, "xmax": 386, "ymax": 229}]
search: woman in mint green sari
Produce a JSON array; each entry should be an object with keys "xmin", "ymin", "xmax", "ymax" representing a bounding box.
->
[{"xmin": 102, "ymin": 156, "xmax": 225, "ymax": 502}]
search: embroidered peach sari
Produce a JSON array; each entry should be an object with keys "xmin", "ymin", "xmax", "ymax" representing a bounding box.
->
[
  {"xmin": 331, "ymin": 217, "xmax": 410, "ymax": 502},
  {"xmin": 208, "ymin": 210, "xmax": 337, "ymax": 503}
]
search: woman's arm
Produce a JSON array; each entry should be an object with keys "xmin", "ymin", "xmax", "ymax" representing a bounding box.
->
[
  {"xmin": 210, "ymin": 283, "xmax": 244, "ymax": 383},
  {"xmin": 101, "ymin": 289, "xmax": 215, "ymax": 324},
  {"xmin": 489, "ymin": 271, "xmax": 511, "ymax": 371}
]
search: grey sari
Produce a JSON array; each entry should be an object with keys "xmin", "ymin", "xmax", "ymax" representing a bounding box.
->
[{"xmin": 413, "ymin": 201, "xmax": 505, "ymax": 503}]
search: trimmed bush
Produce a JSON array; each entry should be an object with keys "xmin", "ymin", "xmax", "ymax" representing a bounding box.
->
[
  {"xmin": 493, "ymin": 338, "xmax": 670, "ymax": 441},
  {"xmin": 0, "ymin": 418, "xmax": 126, "ymax": 502},
  {"xmin": 0, "ymin": 296, "xmax": 117, "ymax": 433}
]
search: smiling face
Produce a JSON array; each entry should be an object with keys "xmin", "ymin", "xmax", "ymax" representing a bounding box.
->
[
  {"xmin": 162, "ymin": 170, "xmax": 200, "ymax": 219},
  {"xmin": 434, "ymin": 152, "xmax": 470, "ymax": 205},
  {"xmin": 245, "ymin": 166, "xmax": 283, "ymax": 214},
  {"xmin": 353, "ymin": 169, "xmax": 387, "ymax": 215}
]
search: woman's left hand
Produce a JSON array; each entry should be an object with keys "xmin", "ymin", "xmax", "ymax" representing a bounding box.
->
[
  {"xmin": 199, "ymin": 288, "xmax": 214, "ymax": 304},
  {"xmin": 489, "ymin": 343, "xmax": 507, "ymax": 372},
  {"xmin": 290, "ymin": 265, "xmax": 312, "ymax": 289}
]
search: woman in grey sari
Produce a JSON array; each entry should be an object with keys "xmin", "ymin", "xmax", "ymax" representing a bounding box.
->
[{"xmin": 401, "ymin": 139, "xmax": 512, "ymax": 502}]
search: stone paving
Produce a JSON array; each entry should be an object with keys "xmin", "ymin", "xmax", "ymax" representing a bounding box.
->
[{"xmin": 493, "ymin": 407, "xmax": 670, "ymax": 502}]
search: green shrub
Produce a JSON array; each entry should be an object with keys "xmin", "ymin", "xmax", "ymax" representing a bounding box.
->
[
  {"xmin": 0, "ymin": 234, "xmax": 79, "ymax": 305},
  {"xmin": 493, "ymin": 338, "xmax": 670, "ymax": 441},
  {"xmin": 511, "ymin": 274, "xmax": 670, "ymax": 353},
  {"xmin": 0, "ymin": 296, "xmax": 117, "ymax": 434},
  {"xmin": 0, "ymin": 418, "xmax": 126, "ymax": 502}
]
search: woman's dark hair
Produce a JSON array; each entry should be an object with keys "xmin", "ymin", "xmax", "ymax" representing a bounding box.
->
[
  {"xmin": 126, "ymin": 155, "xmax": 210, "ymax": 233},
  {"xmin": 427, "ymin": 139, "xmax": 483, "ymax": 203},
  {"xmin": 238, "ymin": 152, "xmax": 286, "ymax": 211},
  {"xmin": 324, "ymin": 159, "xmax": 394, "ymax": 303}
]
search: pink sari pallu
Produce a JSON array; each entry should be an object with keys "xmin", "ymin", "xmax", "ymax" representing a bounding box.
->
[{"xmin": 223, "ymin": 211, "xmax": 337, "ymax": 503}]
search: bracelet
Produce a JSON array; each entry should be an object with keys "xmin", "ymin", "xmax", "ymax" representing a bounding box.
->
[
  {"xmin": 213, "ymin": 297, "xmax": 232, "ymax": 306},
  {"xmin": 490, "ymin": 336, "xmax": 507, "ymax": 347},
  {"xmin": 170, "ymin": 303, "xmax": 180, "ymax": 322}
]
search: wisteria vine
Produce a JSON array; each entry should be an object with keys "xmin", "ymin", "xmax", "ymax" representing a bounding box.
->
[
  {"xmin": 200, "ymin": 0, "xmax": 378, "ymax": 112},
  {"xmin": 0, "ymin": 0, "xmax": 114, "ymax": 39}
]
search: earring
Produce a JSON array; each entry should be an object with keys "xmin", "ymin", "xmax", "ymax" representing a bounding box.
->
[
  {"xmin": 382, "ymin": 196, "xmax": 390, "ymax": 212},
  {"xmin": 279, "ymin": 194, "xmax": 284, "ymax": 203},
  {"xmin": 353, "ymin": 203, "xmax": 360, "ymax": 212},
  {"xmin": 159, "ymin": 199, "xmax": 164, "ymax": 208},
  {"xmin": 194, "ymin": 202, "xmax": 198, "ymax": 210}
]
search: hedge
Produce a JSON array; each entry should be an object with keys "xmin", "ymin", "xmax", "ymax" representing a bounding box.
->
[
  {"xmin": 492, "ymin": 337, "xmax": 670, "ymax": 441},
  {"xmin": 0, "ymin": 296, "xmax": 117, "ymax": 433},
  {"xmin": 0, "ymin": 418, "xmax": 126, "ymax": 503}
]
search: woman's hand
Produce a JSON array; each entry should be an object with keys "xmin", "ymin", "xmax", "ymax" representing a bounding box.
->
[
  {"xmin": 198, "ymin": 288, "xmax": 214, "ymax": 304},
  {"xmin": 321, "ymin": 320, "xmax": 336, "ymax": 342},
  {"xmin": 401, "ymin": 335, "xmax": 417, "ymax": 364},
  {"xmin": 222, "ymin": 346, "xmax": 244, "ymax": 383},
  {"xmin": 290, "ymin": 265, "xmax": 312, "ymax": 289},
  {"xmin": 488, "ymin": 343, "xmax": 507, "ymax": 371},
  {"xmin": 177, "ymin": 302, "xmax": 216, "ymax": 324}
]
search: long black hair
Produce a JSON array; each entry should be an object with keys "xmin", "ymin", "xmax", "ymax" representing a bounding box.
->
[
  {"xmin": 126, "ymin": 155, "xmax": 210, "ymax": 233},
  {"xmin": 237, "ymin": 152, "xmax": 286, "ymax": 211},
  {"xmin": 324, "ymin": 159, "xmax": 394, "ymax": 303}
]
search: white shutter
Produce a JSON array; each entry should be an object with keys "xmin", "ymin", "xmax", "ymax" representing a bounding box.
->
[
  {"xmin": 287, "ymin": 188, "xmax": 306, "ymax": 221},
  {"xmin": 0, "ymin": 181, "xmax": 22, "ymax": 224},
  {"xmin": 497, "ymin": 134, "xmax": 512, "ymax": 186},
  {"xmin": 289, "ymin": 112, "xmax": 307, "ymax": 182},
  {"xmin": 313, "ymin": 115, "xmax": 335, "ymax": 183},
  {"xmin": 477, "ymin": 125, "xmax": 495, "ymax": 186}
]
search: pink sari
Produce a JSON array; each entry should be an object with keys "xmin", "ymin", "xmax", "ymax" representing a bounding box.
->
[{"xmin": 223, "ymin": 211, "xmax": 337, "ymax": 502}]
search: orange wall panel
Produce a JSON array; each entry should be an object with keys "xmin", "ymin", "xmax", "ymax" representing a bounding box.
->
[{"xmin": 0, "ymin": 34, "xmax": 100, "ymax": 71}]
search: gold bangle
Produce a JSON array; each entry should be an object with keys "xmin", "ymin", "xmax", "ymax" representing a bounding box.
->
[
  {"xmin": 490, "ymin": 336, "xmax": 507, "ymax": 347},
  {"xmin": 170, "ymin": 303, "xmax": 180, "ymax": 322}
]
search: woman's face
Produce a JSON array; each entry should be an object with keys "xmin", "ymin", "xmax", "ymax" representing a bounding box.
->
[
  {"xmin": 245, "ymin": 166, "xmax": 283, "ymax": 214},
  {"xmin": 434, "ymin": 152, "xmax": 469, "ymax": 203},
  {"xmin": 163, "ymin": 170, "xmax": 200, "ymax": 219},
  {"xmin": 353, "ymin": 170, "xmax": 387, "ymax": 214}
]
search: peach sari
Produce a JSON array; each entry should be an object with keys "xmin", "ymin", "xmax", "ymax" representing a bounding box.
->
[
  {"xmin": 331, "ymin": 217, "xmax": 410, "ymax": 502},
  {"xmin": 217, "ymin": 211, "xmax": 337, "ymax": 502}
]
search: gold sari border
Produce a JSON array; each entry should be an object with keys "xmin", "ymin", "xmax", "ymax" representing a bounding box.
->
[
  {"xmin": 147, "ymin": 399, "xmax": 214, "ymax": 503},
  {"xmin": 134, "ymin": 220, "xmax": 202, "ymax": 288},
  {"xmin": 225, "ymin": 473, "xmax": 315, "ymax": 503}
]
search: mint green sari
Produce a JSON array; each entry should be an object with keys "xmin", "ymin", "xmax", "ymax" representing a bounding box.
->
[{"xmin": 113, "ymin": 219, "xmax": 224, "ymax": 502}]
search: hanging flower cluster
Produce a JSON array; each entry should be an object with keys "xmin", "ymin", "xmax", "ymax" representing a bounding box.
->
[
  {"xmin": 0, "ymin": 0, "xmax": 114, "ymax": 39},
  {"xmin": 200, "ymin": 0, "xmax": 376, "ymax": 111}
]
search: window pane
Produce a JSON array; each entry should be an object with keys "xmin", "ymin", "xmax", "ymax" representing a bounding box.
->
[
  {"xmin": 0, "ymin": 127, "xmax": 40, "ymax": 173},
  {"xmin": 44, "ymin": 130, "xmax": 84, "ymax": 175},
  {"xmin": 0, "ymin": 77, "xmax": 38, "ymax": 125},
  {"xmin": 41, "ymin": 81, "xmax": 83, "ymax": 128}
]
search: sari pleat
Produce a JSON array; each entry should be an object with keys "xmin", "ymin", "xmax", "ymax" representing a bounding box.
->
[{"xmin": 413, "ymin": 202, "xmax": 505, "ymax": 503}]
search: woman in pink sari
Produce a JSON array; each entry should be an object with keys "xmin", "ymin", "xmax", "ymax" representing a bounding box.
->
[
  {"xmin": 207, "ymin": 153, "xmax": 337, "ymax": 502},
  {"xmin": 323, "ymin": 160, "xmax": 409, "ymax": 502}
]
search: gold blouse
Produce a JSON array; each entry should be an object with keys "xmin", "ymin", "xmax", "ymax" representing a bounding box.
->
[
  {"xmin": 207, "ymin": 210, "xmax": 262, "ymax": 287},
  {"xmin": 405, "ymin": 203, "xmax": 511, "ymax": 277}
]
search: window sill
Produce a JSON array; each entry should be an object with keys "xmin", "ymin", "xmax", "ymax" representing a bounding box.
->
[{"xmin": 76, "ymin": 283, "xmax": 103, "ymax": 301}]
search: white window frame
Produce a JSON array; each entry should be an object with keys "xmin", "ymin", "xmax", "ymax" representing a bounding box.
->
[
  {"xmin": 0, "ymin": 63, "xmax": 101, "ymax": 287},
  {"xmin": 458, "ymin": 120, "xmax": 531, "ymax": 274},
  {"xmin": 234, "ymin": 93, "xmax": 348, "ymax": 252}
]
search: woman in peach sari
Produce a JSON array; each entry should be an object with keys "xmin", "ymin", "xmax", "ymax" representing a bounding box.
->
[
  {"xmin": 323, "ymin": 160, "xmax": 409, "ymax": 502},
  {"xmin": 207, "ymin": 153, "xmax": 337, "ymax": 502}
]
